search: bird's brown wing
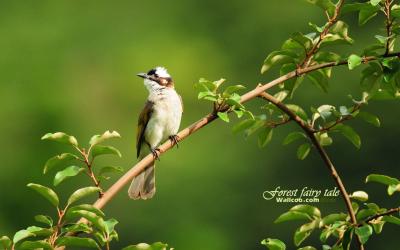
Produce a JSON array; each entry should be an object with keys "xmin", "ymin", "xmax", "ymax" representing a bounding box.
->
[{"xmin": 136, "ymin": 100, "xmax": 154, "ymax": 158}]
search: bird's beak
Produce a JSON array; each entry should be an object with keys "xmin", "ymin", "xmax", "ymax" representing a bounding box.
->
[{"xmin": 137, "ymin": 73, "xmax": 148, "ymax": 79}]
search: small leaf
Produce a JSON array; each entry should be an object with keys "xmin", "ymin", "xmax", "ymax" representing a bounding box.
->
[
  {"xmin": 34, "ymin": 215, "xmax": 53, "ymax": 227},
  {"xmin": 283, "ymin": 132, "xmax": 306, "ymax": 145},
  {"xmin": 223, "ymin": 85, "xmax": 246, "ymax": 95},
  {"xmin": 333, "ymin": 124, "xmax": 361, "ymax": 149},
  {"xmin": 91, "ymin": 145, "xmax": 122, "ymax": 158},
  {"xmin": 13, "ymin": 230, "xmax": 35, "ymax": 244},
  {"xmin": 298, "ymin": 247, "xmax": 317, "ymax": 250},
  {"xmin": 261, "ymin": 50, "xmax": 298, "ymax": 74},
  {"xmin": 122, "ymin": 242, "xmax": 169, "ymax": 250},
  {"xmin": 66, "ymin": 204, "xmax": 105, "ymax": 218},
  {"xmin": 67, "ymin": 187, "xmax": 101, "ymax": 205},
  {"xmin": 382, "ymin": 215, "xmax": 400, "ymax": 225},
  {"xmin": 68, "ymin": 210, "xmax": 107, "ymax": 232},
  {"xmin": 56, "ymin": 236, "xmax": 100, "ymax": 249},
  {"xmin": 297, "ymin": 143, "xmax": 311, "ymax": 160},
  {"xmin": 348, "ymin": 54, "xmax": 362, "ymax": 70},
  {"xmin": 217, "ymin": 112, "xmax": 230, "ymax": 122},
  {"xmin": 43, "ymin": 153, "xmax": 79, "ymax": 174},
  {"xmin": 370, "ymin": 0, "xmax": 382, "ymax": 6},
  {"xmin": 104, "ymin": 218, "xmax": 119, "ymax": 234},
  {"xmin": 392, "ymin": 4, "xmax": 400, "ymax": 18},
  {"xmin": 320, "ymin": 213, "xmax": 347, "ymax": 226},
  {"xmin": 62, "ymin": 223, "xmax": 93, "ymax": 234},
  {"xmin": 355, "ymin": 225, "xmax": 373, "ymax": 244},
  {"xmin": 261, "ymin": 238, "xmax": 286, "ymax": 250},
  {"xmin": 54, "ymin": 166, "xmax": 85, "ymax": 186},
  {"xmin": 357, "ymin": 112, "xmax": 380, "ymax": 127},
  {"xmin": 286, "ymin": 104, "xmax": 308, "ymax": 121},
  {"xmin": 359, "ymin": 4, "xmax": 380, "ymax": 25},
  {"xmin": 274, "ymin": 211, "xmax": 312, "ymax": 223},
  {"xmin": 350, "ymin": 191, "xmax": 369, "ymax": 202},
  {"xmin": 291, "ymin": 204, "xmax": 321, "ymax": 219},
  {"xmin": 306, "ymin": 0, "xmax": 336, "ymax": 16},
  {"xmin": 365, "ymin": 174, "xmax": 400, "ymax": 186},
  {"xmin": 258, "ymin": 128, "xmax": 273, "ymax": 147},
  {"xmin": 27, "ymin": 183, "xmax": 59, "ymax": 207},
  {"xmin": 0, "ymin": 236, "xmax": 11, "ymax": 249},
  {"xmin": 41, "ymin": 132, "xmax": 78, "ymax": 146},
  {"xmin": 98, "ymin": 166, "xmax": 124, "ymax": 176},
  {"xmin": 20, "ymin": 240, "xmax": 53, "ymax": 250},
  {"xmin": 89, "ymin": 130, "xmax": 120, "ymax": 146},
  {"xmin": 294, "ymin": 227, "xmax": 312, "ymax": 246}
]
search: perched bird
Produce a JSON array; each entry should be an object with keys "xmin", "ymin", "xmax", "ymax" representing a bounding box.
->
[{"xmin": 128, "ymin": 67, "xmax": 183, "ymax": 200}]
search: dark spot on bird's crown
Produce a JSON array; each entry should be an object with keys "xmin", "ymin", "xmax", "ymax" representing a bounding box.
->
[{"xmin": 147, "ymin": 69, "xmax": 156, "ymax": 76}]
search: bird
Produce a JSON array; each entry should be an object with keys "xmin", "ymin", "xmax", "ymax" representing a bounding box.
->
[{"xmin": 128, "ymin": 66, "xmax": 183, "ymax": 200}]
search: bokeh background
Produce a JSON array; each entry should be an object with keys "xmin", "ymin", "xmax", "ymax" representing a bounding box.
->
[{"xmin": 0, "ymin": 0, "xmax": 399, "ymax": 249}]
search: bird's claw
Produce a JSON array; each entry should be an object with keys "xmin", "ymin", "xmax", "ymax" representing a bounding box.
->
[
  {"xmin": 151, "ymin": 148, "xmax": 161, "ymax": 161},
  {"xmin": 169, "ymin": 134, "xmax": 180, "ymax": 148}
]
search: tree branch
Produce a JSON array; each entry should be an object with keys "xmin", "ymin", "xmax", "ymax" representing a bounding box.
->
[
  {"xmin": 361, "ymin": 207, "xmax": 400, "ymax": 225},
  {"xmin": 92, "ymin": 51, "xmax": 400, "ymax": 211},
  {"xmin": 258, "ymin": 91, "xmax": 363, "ymax": 250}
]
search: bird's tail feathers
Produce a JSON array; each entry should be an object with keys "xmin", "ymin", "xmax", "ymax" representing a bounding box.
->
[{"xmin": 128, "ymin": 164, "xmax": 156, "ymax": 200}]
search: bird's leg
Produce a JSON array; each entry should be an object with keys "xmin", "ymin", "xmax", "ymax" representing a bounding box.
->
[
  {"xmin": 151, "ymin": 148, "xmax": 161, "ymax": 161},
  {"xmin": 169, "ymin": 134, "xmax": 180, "ymax": 148}
]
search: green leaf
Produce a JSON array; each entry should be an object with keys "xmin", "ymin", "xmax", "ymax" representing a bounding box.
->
[
  {"xmin": 122, "ymin": 242, "xmax": 169, "ymax": 250},
  {"xmin": 261, "ymin": 50, "xmax": 298, "ymax": 74},
  {"xmin": 365, "ymin": 174, "xmax": 400, "ymax": 186},
  {"xmin": 41, "ymin": 132, "xmax": 78, "ymax": 146},
  {"xmin": 104, "ymin": 218, "xmax": 119, "ymax": 235},
  {"xmin": 297, "ymin": 143, "xmax": 311, "ymax": 160},
  {"xmin": 217, "ymin": 112, "xmax": 229, "ymax": 122},
  {"xmin": 34, "ymin": 215, "xmax": 53, "ymax": 227},
  {"xmin": 298, "ymin": 247, "xmax": 317, "ymax": 250},
  {"xmin": 363, "ymin": 44, "xmax": 385, "ymax": 56},
  {"xmin": 67, "ymin": 187, "xmax": 101, "ymax": 205},
  {"xmin": 388, "ymin": 184, "xmax": 400, "ymax": 195},
  {"xmin": 370, "ymin": 0, "xmax": 382, "ymax": 6},
  {"xmin": 283, "ymin": 132, "xmax": 306, "ymax": 145},
  {"xmin": 54, "ymin": 166, "xmax": 85, "ymax": 186},
  {"xmin": 382, "ymin": 215, "xmax": 400, "ymax": 225},
  {"xmin": 348, "ymin": 54, "xmax": 362, "ymax": 70},
  {"xmin": 62, "ymin": 223, "xmax": 93, "ymax": 234},
  {"xmin": 68, "ymin": 210, "xmax": 107, "ymax": 232},
  {"xmin": 13, "ymin": 230, "xmax": 35, "ymax": 245},
  {"xmin": 89, "ymin": 130, "xmax": 120, "ymax": 146},
  {"xmin": 25, "ymin": 226, "xmax": 53, "ymax": 237},
  {"xmin": 98, "ymin": 166, "xmax": 124, "ymax": 177},
  {"xmin": 306, "ymin": 0, "xmax": 335, "ymax": 16},
  {"xmin": 66, "ymin": 204, "xmax": 105, "ymax": 219},
  {"xmin": 316, "ymin": 132, "xmax": 333, "ymax": 146},
  {"xmin": 274, "ymin": 211, "xmax": 312, "ymax": 223},
  {"xmin": 392, "ymin": 4, "xmax": 400, "ymax": 18},
  {"xmin": 294, "ymin": 227, "xmax": 312, "ymax": 247},
  {"xmin": 360, "ymin": 62, "xmax": 382, "ymax": 95},
  {"xmin": 274, "ymin": 91, "xmax": 289, "ymax": 102},
  {"xmin": 27, "ymin": 183, "xmax": 59, "ymax": 207},
  {"xmin": 350, "ymin": 191, "xmax": 369, "ymax": 202},
  {"xmin": 357, "ymin": 112, "xmax": 380, "ymax": 127},
  {"xmin": 307, "ymin": 70, "xmax": 329, "ymax": 93},
  {"xmin": 20, "ymin": 240, "xmax": 53, "ymax": 250},
  {"xmin": 320, "ymin": 213, "xmax": 347, "ymax": 226},
  {"xmin": 286, "ymin": 104, "xmax": 308, "ymax": 121},
  {"xmin": 291, "ymin": 205, "xmax": 321, "ymax": 219},
  {"xmin": 223, "ymin": 85, "xmax": 246, "ymax": 95},
  {"xmin": 56, "ymin": 236, "xmax": 100, "ymax": 249},
  {"xmin": 282, "ymin": 32, "xmax": 313, "ymax": 51},
  {"xmin": 355, "ymin": 225, "xmax": 373, "ymax": 244},
  {"xmin": 198, "ymin": 91, "xmax": 216, "ymax": 100},
  {"xmin": 333, "ymin": 124, "xmax": 361, "ymax": 149},
  {"xmin": 359, "ymin": 4, "xmax": 380, "ymax": 25},
  {"xmin": 261, "ymin": 238, "xmax": 286, "ymax": 250},
  {"xmin": 91, "ymin": 145, "xmax": 122, "ymax": 158},
  {"xmin": 0, "ymin": 236, "xmax": 12, "ymax": 249},
  {"xmin": 320, "ymin": 21, "xmax": 353, "ymax": 47},
  {"xmin": 258, "ymin": 128, "xmax": 273, "ymax": 147},
  {"xmin": 232, "ymin": 119, "xmax": 256, "ymax": 134},
  {"xmin": 43, "ymin": 153, "xmax": 79, "ymax": 174}
]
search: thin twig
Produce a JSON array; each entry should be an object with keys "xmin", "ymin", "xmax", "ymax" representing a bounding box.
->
[{"xmin": 361, "ymin": 207, "xmax": 400, "ymax": 226}]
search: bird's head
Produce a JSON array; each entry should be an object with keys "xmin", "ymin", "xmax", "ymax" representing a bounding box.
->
[{"xmin": 137, "ymin": 66, "xmax": 174, "ymax": 92}]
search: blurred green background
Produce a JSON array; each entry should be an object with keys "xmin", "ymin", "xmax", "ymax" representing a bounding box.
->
[{"xmin": 0, "ymin": 0, "xmax": 399, "ymax": 249}]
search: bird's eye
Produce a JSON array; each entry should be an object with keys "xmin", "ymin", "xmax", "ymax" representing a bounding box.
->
[{"xmin": 154, "ymin": 73, "xmax": 159, "ymax": 77}]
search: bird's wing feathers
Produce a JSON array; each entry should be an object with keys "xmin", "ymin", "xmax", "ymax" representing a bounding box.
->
[{"xmin": 136, "ymin": 100, "xmax": 154, "ymax": 158}]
